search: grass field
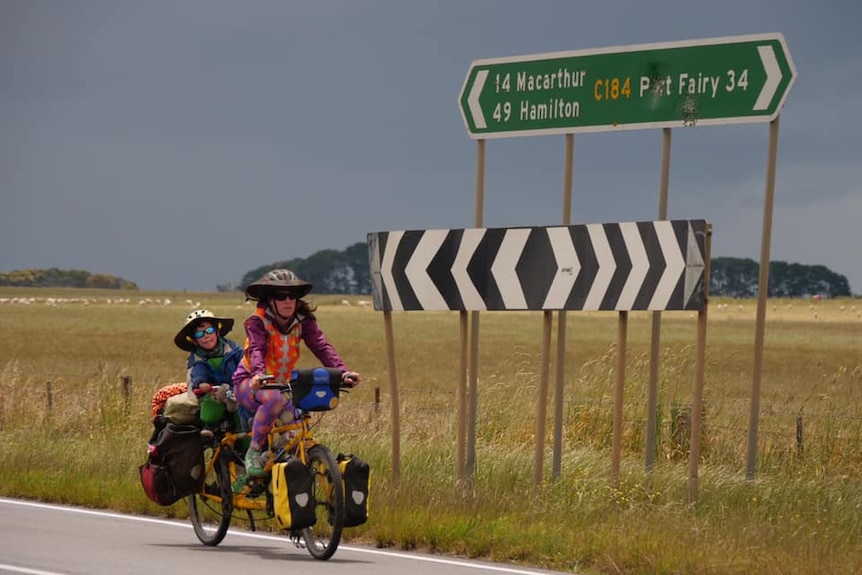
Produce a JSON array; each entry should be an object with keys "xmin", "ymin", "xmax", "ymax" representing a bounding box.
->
[{"xmin": 0, "ymin": 287, "xmax": 860, "ymax": 574}]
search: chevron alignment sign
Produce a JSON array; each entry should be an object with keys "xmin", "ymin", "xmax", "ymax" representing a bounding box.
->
[{"xmin": 368, "ymin": 219, "xmax": 708, "ymax": 312}]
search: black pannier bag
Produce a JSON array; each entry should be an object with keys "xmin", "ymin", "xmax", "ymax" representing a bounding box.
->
[
  {"xmin": 289, "ymin": 367, "xmax": 342, "ymax": 411},
  {"xmin": 139, "ymin": 421, "xmax": 205, "ymax": 505},
  {"xmin": 337, "ymin": 453, "xmax": 370, "ymax": 527}
]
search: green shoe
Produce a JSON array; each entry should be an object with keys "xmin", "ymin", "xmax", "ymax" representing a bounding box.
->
[
  {"xmin": 244, "ymin": 449, "xmax": 265, "ymax": 477},
  {"xmin": 232, "ymin": 474, "xmax": 249, "ymax": 494}
]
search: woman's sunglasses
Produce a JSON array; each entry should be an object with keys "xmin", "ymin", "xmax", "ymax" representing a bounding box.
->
[
  {"xmin": 272, "ymin": 292, "xmax": 299, "ymax": 301},
  {"xmin": 193, "ymin": 325, "xmax": 217, "ymax": 339}
]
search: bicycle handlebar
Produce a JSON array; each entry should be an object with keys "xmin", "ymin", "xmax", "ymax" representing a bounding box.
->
[
  {"xmin": 260, "ymin": 368, "xmax": 357, "ymax": 390},
  {"xmin": 192, "ymin": 383, "xmax": 235, "ymax": 402}
]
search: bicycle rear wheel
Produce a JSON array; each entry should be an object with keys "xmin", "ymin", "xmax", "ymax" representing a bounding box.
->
[
  {"xmin": 301, "ymin": 444, "xmax": 344, "ymax": 560},
  {"xmin": 188, "ymin": 442, "xmax": 232, "ymax": 546}
]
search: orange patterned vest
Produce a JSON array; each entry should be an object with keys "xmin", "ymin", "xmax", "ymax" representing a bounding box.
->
[{"xmin": 241, "ymin": 307, "xmax": 302, "ymax": 381}]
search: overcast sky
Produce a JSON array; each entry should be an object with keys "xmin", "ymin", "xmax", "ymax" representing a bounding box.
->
[{"xmin": 2, "ymin": 1, "xmax": 860, "ymax": 293}]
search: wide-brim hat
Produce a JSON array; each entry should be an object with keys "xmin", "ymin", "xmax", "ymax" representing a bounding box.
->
[
  {"xmin": 173, "ymin": 309, "xmax": 235, "ymax": 352},
  {"xmin": 244, "ymin": 268, "xmax": 313, "ymax": 301}
]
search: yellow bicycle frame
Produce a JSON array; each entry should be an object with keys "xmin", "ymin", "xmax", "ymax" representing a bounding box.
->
[{"xmin": 198, "ymin": 414, "xmax": 320, "ymax": 512}]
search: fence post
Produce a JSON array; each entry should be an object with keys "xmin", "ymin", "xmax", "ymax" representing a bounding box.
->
[
  {"xmin": 121, "ymin": 375, "xmax": 132, "ymax": 415},
  {"xmin": 796, "ymin": 412, "xmax": 803, "ymax": 459},
  {"xmin": 374, "ymin": 387, "xmax": 380, "ymax": 413},
  {"xmin": 670, "ymin": 405, "xmax": 691, "ymax": 461},
  {"xmin": 46, "ymin": 381, "xmax": 53, "ymax": 420}
]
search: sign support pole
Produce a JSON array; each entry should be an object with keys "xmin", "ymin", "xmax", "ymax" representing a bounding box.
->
[
  {"xmin": 611, "ymin": 311, "xmax": 628, "ymax": 488},
  {"xmin": 747, "ymin": 115, "xmax": 781, "ymax": 479},
  {"xmin": 552, "ymin": 134, "xmax": 574, "ymax": 481},
  {"xmin": 465, "ymin": 139, "xmax": 486, "ymax": 481},
  {"xmin": 646, "ymin": 127, "xmax": 672, "ymax": 472},
  {"xmin": 384, "ymin": 311, "xmax": 401, "ymax": 486},
  {"xmin": 534, "ymin": 312, "xmax": 552, "ymax": 487},
  {"xmin": 457, "ymin": 310, "xmax": 468, "ymax": 481},
  {"xmin": 688, "ymin": 225, "xmax": 712, "ymax": 505}
]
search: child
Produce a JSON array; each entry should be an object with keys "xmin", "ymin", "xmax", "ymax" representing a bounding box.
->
[{"xmin": 174, "ymin": 309, "xmax": 244, "ymax": 435}]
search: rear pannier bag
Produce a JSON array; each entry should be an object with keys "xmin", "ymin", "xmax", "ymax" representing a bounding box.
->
[
  {"xmin": 272, "ymin": 456, "xmax": 316, "ymax": 530},
  {"xmin": 139, "ymin": 422, "xmax": 205, "ymax": 505},
  {"xmin": 337, "ymin": 453, "xmax": 370, "ymax": 527},
  {"xmin": 139, "ymin": 460, "xmax": 174, "ymax": 506}
]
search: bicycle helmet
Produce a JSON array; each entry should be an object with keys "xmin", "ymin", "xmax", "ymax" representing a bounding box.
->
[
  {"xmin": 173, "ymin": 309, "xmax": 235, "ymax": 351},
  {"xmin": 244, "ymin": 268, "xmax": 313, "ymax": 301}
]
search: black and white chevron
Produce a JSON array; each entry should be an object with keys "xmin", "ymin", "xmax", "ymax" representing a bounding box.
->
[{"xmin": 367, "ymin": 219, "xmax": 708, "ymax": 312}]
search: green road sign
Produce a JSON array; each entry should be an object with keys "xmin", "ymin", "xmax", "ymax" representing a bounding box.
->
[{"xmin": 458, "ymin": 33, "xmax": 796, "ymax": 139}]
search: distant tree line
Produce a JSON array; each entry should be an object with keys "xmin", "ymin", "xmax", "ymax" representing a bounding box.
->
[
  {"xmin": 233, "ymin": 242, "xmax": 371, "ymax": 295},
  {"xmin": 0, "ymin": 268, "xmax": 138, "ymax": 289},
  {"xmin": 236, "ymin": 247, "xmax": 854, "ymax": 298},
  {"xmin": 2, "ymin": 253, "xmax": 852, "ymax": 298},
  {"xmin": 710, "ymin": 257, "xmax": 851, "ymax": 298}
]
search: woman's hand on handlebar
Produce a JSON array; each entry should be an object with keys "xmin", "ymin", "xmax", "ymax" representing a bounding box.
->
[
  {"xmin": 250, "ymin": 374, "xmax": 275, "ymax": 392},
  {"xmin": 342, "ymin": 371, "xmax": 361, "ymax": 387}
]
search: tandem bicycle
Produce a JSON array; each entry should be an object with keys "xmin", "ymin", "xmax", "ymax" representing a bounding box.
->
[{"xmin": 187, "ymin": 367, "xmax": 356, "ymax": 560}]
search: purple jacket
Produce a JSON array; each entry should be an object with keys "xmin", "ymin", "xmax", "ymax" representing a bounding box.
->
[{"xmin": 232, "ymin": 312, "xmax": 347, "ymax": 384}]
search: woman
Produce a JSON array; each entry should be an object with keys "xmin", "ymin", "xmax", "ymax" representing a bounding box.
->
[{"xmin": 232, "ymin": 269, "xmax": 360, "ymax": 476}]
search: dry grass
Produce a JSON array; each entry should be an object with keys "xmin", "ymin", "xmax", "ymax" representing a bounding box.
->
[{"xmin": 1, "ymin": 288, "xmax": 860, "ymax": 574}]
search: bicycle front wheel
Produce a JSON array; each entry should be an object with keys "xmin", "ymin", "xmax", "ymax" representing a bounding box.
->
[
  {"xmin": 188, "ymin": 442, "xmax": 232, "ymax": 546},
  {"xmin": 301, "ymin": 444, "xmax": 344, "ymax": 560}
]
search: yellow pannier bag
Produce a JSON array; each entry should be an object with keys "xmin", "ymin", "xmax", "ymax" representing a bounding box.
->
[{"xmin": 272, "ymin": 456, "xmax": 316, "ymax": 530}]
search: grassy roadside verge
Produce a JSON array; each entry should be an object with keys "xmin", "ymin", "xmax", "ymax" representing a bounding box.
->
[{"xmin": 1, "ymin": 290, "xmax": 860, "ymax": 574}]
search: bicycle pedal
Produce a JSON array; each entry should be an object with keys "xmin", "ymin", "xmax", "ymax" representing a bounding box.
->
[{"xmin": 289, "ymin": 531, "xmax": 306, "ymax": 548}]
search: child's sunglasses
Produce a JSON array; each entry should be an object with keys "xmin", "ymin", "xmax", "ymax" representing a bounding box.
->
[{"xmin": 193, "ymin": 325, "xmax": 217, "ymax": 339}]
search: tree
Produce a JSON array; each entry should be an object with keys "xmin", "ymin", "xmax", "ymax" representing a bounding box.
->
[
  {"xmin": 710, "ymin": 257, "xmax": 851, "ymax": 298},
  {"xmin": 238, "ymin": 243, "xmax": 371, "ymax": 295},
  {"xmin": 86, "ymin": 274, "xmax": 120, "ymax": 289},
  {"xmin": 0, "ymin": 268, "xmax": 137, "ymax": 289}
]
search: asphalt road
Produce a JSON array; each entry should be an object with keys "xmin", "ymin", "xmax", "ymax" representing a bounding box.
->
[{"xmin": 0, "ymin": 498, "xmax": 573, "ymax": 575}]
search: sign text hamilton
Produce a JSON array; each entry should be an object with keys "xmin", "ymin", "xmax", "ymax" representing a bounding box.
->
[{"xmin": 458, "ymin": 33, "xmax": 796, "ymax": 139}]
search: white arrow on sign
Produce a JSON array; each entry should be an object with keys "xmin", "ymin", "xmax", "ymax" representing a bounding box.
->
[
  {"xmin": 543, "ymin": 227, "xmax": 580, "ymax": 309},
  {"xmin": 649, "ymin": 221, "xmax": 685, "ymax": 310},
  {"xmin": 615, "ymin": 222, "xmax": 649, "ymax": 310},
  {"xmin": 491, "ymin": 228, "xmax": 530, "ymax": 309},
  {"xmin": 754, "ymin": 45, "xmax": 781, "ymax": 111},
  {"xmin": 467, "ymin": 70, "xmax": 488, "ymax": 129},
  {"xmin": 381, "ymin": 230, "xmax": 405, "ymax": 311},
  {"xmin": 404, "ymin": 229, "xmax": 449, "ymax": 310},
  {"xmin": 683, "ymin": 221, "xmax": 706, "ymax": 306},
  {"xmin": 452, "ymin": 228, "xmax": 487, "ymax": 310},
  {"xmin": 583, "ymin": 224, "xmax": 616, "ymax": 310}
]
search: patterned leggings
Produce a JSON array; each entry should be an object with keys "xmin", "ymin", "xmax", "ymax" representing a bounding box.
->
[{"xmin": 235, "ymin": 378, "xmax": 297, "ymax": 451}]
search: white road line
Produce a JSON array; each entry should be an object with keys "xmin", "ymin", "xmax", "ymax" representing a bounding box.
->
[
  {"xmin": 0, "ymin": 565, "xmax": 67, "ymax": 575},
  {"xmin": 0, "ymin": 498, "xmax": 558, "ymax": 575}
]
